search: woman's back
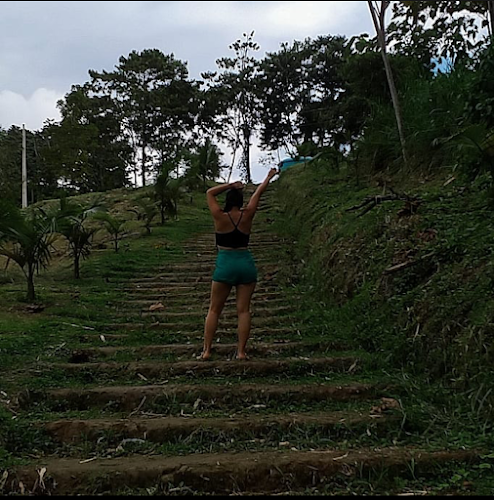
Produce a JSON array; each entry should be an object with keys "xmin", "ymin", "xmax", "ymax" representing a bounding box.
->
[
  {"xmin": 215, "ymin": 208, "xmax": 252, "ymax": 232},
  {"xmin": 215, "ymin": 210, "xmax": 251, "ymax": 249}
]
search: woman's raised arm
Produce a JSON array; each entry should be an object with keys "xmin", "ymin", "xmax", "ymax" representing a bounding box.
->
[{"xmin": 246, "ymin": 169, "xmax": 279, "ymax": 214}]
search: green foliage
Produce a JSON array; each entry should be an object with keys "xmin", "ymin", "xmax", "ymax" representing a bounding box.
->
[
  {"xmin": 53, "ymin": 198, "xmax": 103, "ymax": 279},
  {"xmin": 1, "ymin": 4, "xmax": 492, "ymax": 204},
  {"xmin": 201, "ymin": 31, "xmax": 261, "ymax": 183},
  {"xmin": 392, "ymin": 1, "xmax": 490, "ymax": 66},
  {"xmin": 154, "ymin": 163, "xmax": 183, "ymax": 225},
  {"xmin": 46, "ymin": 84, "xmax": 132, "ymax": 193},
  {"xmin": 348, "ymin": 55, "xmax": 480, "ymax": 176},
  {"xmin": 185, "ymin": 138, "xmax": 225, "ymax": 192},
  {"xmin": 435, "ymin": 124, "xmax": 494, "ymax": 182},
  {"xmin": 129, "ymin": 196, "xmax": 159, "ymax": 235},
  {"xmin": 466, "ymin": 42, "xmax": 494, "ymax": 128},
  {"xmin": 257, "ymin": 36, "xmax": 348, "ymax": 155},
  {"xmin": 0, "ymin": 200, "xmax": 56, "ymax": 301},
  {"xmin": 89, "ymin": 49, "xmax": 198, "ymax": 187},
  {"xmin": 0, "ymin": 407, "xmax": 54, "ymax": 465},
  {"xmin": 0, "ymin": 126, "xmax": 58, "ymax": 205},
  {"xmin": 92, "ymin": 212, "xmax": 128, "ymax": 253},
  {"xmin": 275, "ymin": 164, "xmax": 494, "ymax": 415}
]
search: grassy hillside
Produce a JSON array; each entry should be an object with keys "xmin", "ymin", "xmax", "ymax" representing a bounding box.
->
[
  {"xmin": 274, "ymin": 162, "xmax": 494, "ymax": 418},
  {"xmin": 0, "ymin": 186, "xmax": 212, "ymax": 393},
  {"xmin": 1, "ymin": 178, "xmax": 494, "ymax": 495}
]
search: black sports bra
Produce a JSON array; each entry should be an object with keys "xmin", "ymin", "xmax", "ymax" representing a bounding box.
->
[{"xmin": 215, "ymin": 212, "xmax": 250, "ymax": 249}]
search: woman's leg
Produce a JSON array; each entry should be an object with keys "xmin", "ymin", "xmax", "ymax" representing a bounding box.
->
[
  {"xmin": 203, "ymin": 281, "xmax": 232, "ymax": 360},
  {"xmin": 236, "ymin": 283, "xmax": 256, "ymax": 360}
]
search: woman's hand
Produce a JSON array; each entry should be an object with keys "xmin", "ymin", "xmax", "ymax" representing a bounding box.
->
[
  {"xmin": 267, "ymin": 168, "xmax": 279, "ymax": 180},
  {"xmin": 231, "ymin": 181, "xmax": 244, "ymax": 190}
]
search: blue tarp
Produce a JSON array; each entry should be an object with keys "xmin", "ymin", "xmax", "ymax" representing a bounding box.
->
[{"xmin": 278, "ymin": 157, "xmax": 313, "ymax": 172}]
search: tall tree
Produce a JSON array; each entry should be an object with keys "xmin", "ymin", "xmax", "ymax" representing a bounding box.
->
[
  {"xmin": 257, "ymin": 40, "xmax": 308, "ymax": 156},
  {"xmin": 202, "ymin": 32, "xmax": 261, "ymax": 183},
  {"xmin": 39, "ymin": 116, "xmax": 100, "ymax": 194},
  {"xmin": 368, "ymin": 1, "xmax": 409, "ymax": 169},
  {"xmin": 89, "ymin": 50, "xmax": 197, "ymax": 187},
  {"xmin": 257, "ymin": 36, "xmax": 347, "ymax": 157},
  {"xmin": 59, "ymin": 85, "xmax": 132, "ymax": 192},
  {"xmin": 299, "ymin": 36, "xmax": 348, "ymax": 150},
  {"xmin": 367, "ymin": 0, "xmax": 408, "ymax": 167}
]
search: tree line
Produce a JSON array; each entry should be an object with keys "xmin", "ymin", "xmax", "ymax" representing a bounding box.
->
[{"xmin": 0, "ymin": 1, "xmax": 493, "ymax": 205}]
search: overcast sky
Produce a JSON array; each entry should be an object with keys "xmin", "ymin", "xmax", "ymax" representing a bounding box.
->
[{"xmin": 0, "ymin": 1, "xmax": 375, "ymax": 181}]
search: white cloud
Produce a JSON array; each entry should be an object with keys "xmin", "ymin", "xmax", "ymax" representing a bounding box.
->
[
  {"xmin": 0, "ymin": 88, "xmax": 63, "ymax": 131},
  {"xmin": 0, "ymin": 1, "xmax": 374, "ymax": 181},
  {"xmin": 0, "ymin": 1, "xmax": 373, "ymax": 135},
  {"xmin": 264, "ymin": 1, "xmax": 365, "ymax": 37},
  {"xmin": 159, "ymin": 1, "xmax": 368, "ymax": 39}
]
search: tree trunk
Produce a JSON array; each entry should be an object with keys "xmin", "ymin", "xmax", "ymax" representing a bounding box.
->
[
  {"xmin": 243, "ymin": 125, "xmax": 252, "ymax": 184},
  {"xmin": 381, "ymin": 48, "xmax": 408, "ymax": 167},
  {"xmin": 227, "ymin": 138, "xmax": 240, "ymax": 184},
  {"xmin": 114, "ymin": 236, "xmax": 119, "ymax": 254},
  {"xmin": 142, "ymin": 143, "xmax": 147, "ymax": 187},
  {"xmin": 74, "ymin": 254, "xmax": 81, "ymax": 280},
  {"xmin": 26, "ymin": 267, "xmax": 36, "ymax": 303},
  {"xmin": 368, "ymin": 1, "xmax": 409, "ymax": 170}
]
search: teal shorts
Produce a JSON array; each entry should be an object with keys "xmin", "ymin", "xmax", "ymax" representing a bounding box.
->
[{"xmin": 212, "ymin": 250, "xmax": 258, "ymax": 286}]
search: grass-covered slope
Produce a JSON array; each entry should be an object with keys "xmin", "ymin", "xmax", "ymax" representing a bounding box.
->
[
  {"xmin": 274, "ymin": 164, "xmax": 494, "ymax": 415},
  {"xmin": 1, "ymin": 179, "xmax": 494, "ymax": 495}
]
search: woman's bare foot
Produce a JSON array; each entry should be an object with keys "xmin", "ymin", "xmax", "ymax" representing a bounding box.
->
[
  {"xmin": 198, "ymin": 350, "xmax": 212, "ymax": 361},
  {"xmin": 236, "ymin": 351, "xmax": 249, "ymax": 361}
]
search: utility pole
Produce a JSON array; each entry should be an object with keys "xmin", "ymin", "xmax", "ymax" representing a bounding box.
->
[
  {"xmin": 22, "ymin": 124, "xmax": 28, "ymax": 208},
  {"xmin": 489, "ymin": 1, "xmax": 494, "ymax": 38}
]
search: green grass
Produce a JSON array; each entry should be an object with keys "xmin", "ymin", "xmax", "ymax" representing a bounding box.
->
[
  {"xmin": 45, "ymin": 422, "xmax": 404, "ymax": 461},
  {"xmin": 275, "ymin": 164, "xmax": 494, "ymax": 398},
  {"xmin": 0, "ymin": 188, "xmax": 215, "ymax": 466},
  {"xmin": 0, "ymin": 190, "xmax": 211, "ymax": 360},
  {"xmin": 265, "ymin": 164, "xmax": 494, "ymax": 493},
  {"xmin": 1, "ymin": 175, "xmax": 494, "ymax": 495}
]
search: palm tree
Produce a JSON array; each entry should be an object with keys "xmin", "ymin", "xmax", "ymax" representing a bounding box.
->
[
  {"xmin": 0, "ymin": 201, "xmax": 56, "ymax": 302},
  {"xmin": 129, "ymin": 197, "xmax": 159, "ymax": 235},
  {"xmin": 188, "ymin": 139, "xmax": 224, "ymax": 192},
  {"xmin": 54, "ymin": 198, "xmax": 102, "ymax": 279},
  {"xmin": 94, "ymin": 213, "xmax": 128, "ymax": 253},
  {"xmin": 154, "ymin": 163, "xmax": 182, "ymax": 225}
]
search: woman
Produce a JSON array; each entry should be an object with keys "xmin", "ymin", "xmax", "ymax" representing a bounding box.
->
[{"xmin": 201, "ymin": 168, "xmax": 279, "ymax": 361}]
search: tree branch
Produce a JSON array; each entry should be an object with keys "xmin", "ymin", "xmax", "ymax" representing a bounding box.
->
[{"xmin": 347, "ymin": 191, "xmax": 421, "ymax": 218}]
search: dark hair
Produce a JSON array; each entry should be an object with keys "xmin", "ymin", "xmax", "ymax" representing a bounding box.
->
[{"xmin": 224, "ymin": 189, "xmax": 244, "ymax": 213}]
